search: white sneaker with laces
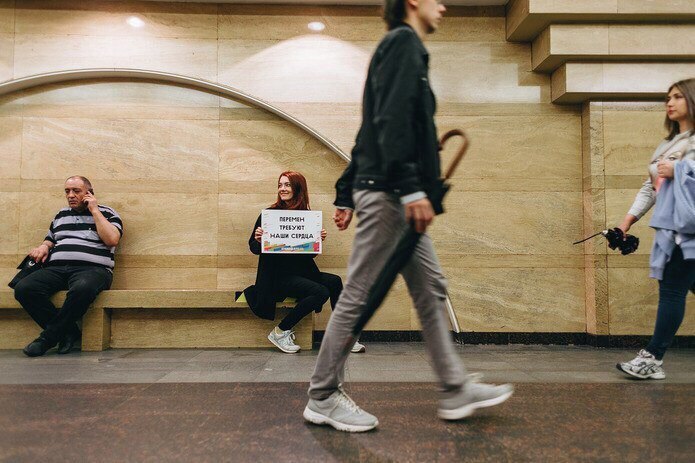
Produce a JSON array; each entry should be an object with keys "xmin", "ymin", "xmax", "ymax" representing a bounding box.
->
[
  {"xmin": 304, "ymin": 388, "xmax": 378, "ymax": 432},
  {"xmin": 267, "ymin": 328, "xmax": 300, "ymax": 354},
  {"xmin": 617, "ymin": 349, "xmax": 665, "ymax": 380},
  {"xmin": 438, "ymin": 373, "xmax": 514, "ymax": 420},
  {"xmin": 351, "ymin": 341, "xmax": 366, "ymax": 353}
]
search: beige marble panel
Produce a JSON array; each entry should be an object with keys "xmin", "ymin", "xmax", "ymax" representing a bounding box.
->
[
  {"xmin": 8, "ymin": 81, "xmax": 220, "ymax": 120},
  {"xmin": 604, "ymin": 189, "xmax": 654, "ymax": 256},
  {"xmin": 556, "ymin": 63, "xmax": 695, "ymax": 103},
  {"xmin": 13, "ymin": 34, "xmax": 218, "ymax": 81},
  {"xmin": 436, "ymin": 114, "xmax": 581, "ymax": 181},
  {"xmin": 531, "ymin": 26, "xmax": 550, "ymax": 69},
  {"xmin": 110, "ymin": 268, "xmax": 218, "ymax": 290},
  {"xmin": 17, "ymin": 191, "xmax": 65, "ymax": 252},
  {"xmin": 0, "ymin": 313, "xmax": 41, "ymax": 349},
  {"xmin": 108, "ymin": 192, "xmax": 218, "ymax": 256},
  {"xmin": 432, "ymin": 191, "xmax": 583, "ymax": 256},
  {"xmin": 218, "ymin": 120, "xmax": 345, "ymax": 183},
  {"xmin": 117, "ymin": 255, "xmax": 217, "ymax": 269},
  {"xmin": 110, "ymin": 308, "xmax": 313, "ymax": 349},
  {"xmin": 112, "ymin": 36, "xmax": 218, "ymax": 81},
  {"xmin": 608, "ymin": 267, "xmax": 695, "ymax": 336},
  {"xmin": 15, "ymin": 0, "xmax": 217, "ymax": 38},
  {"xmin": 218, "ymin": 7, "xmax": 504, "ymax": 43},
  {"xmin": 0, "ymin": 1, "xmax": 13, "ymax": 34},
  {"xmin": 617, "ymin": 0, "xmax": 695, "ymax": 14},
  {"xmin": 564, "ymin": 63, "xmax": 604, "ymax": 93},
  {"xmin": 13, "ymin": 34, "xmax": 115, "ymax": 78},
  {"xmin": 0, "ymin": 117, "xmax": 21, "ymax": 179},
  {"xmin": 20, "ymin": 117, "xmax": 219, "ymax": 181},
  {"xmin": 217, "ymin": 268, "xmax": 257, "ymax": 291},
  {"xmin": 0, "ymin": 33, "xmax": 12, "ymax": 82},
  {"xmin": 428, "ymin": 42, "xmax": 548, "ymax": 104},
  {"xmin": 585, "ymin": 255, "xmax": 609, "ymax": 335},
  {"xmin": 218, "ymin": 38, "xmax": 370, "ymax": 104},
  {"xmin": 532, "ymin": 0, "xmax": 618, "ymax": 14},
  {"xmin": 532, "ymin": 25, "xmax": 609, "ymax": 72},
  {"xmin": 552, "ymin": 25, "xmax": 609, "ymax": 55},
  {"xmin": 602, "ymin": 109, "xmax": 666, "ymax": 177},
  {"xmin": 0, "ymin": 193, "xmax": 19, "ymax": 254},
  {"xmin": 609, "ymin": 25, "xmax": 695, "ymax": 56},
  {"xmin": 446, "ymin": 266, "xmax": 586, "ymax": 332}
]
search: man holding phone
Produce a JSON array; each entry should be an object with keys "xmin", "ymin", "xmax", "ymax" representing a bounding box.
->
[{"xmin": 14, "ymin": 176, "xmax": 123, "ymax": 357}]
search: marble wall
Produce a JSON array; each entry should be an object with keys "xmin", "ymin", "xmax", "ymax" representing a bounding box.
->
[{"xmin": 2, "ymin": 1, "xmax": 678, "ymax": 335}]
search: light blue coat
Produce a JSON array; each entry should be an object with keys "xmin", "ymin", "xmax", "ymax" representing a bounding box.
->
[{"xmin": 649, "ymin": 159, "xmax": 695, "ymax": 279}]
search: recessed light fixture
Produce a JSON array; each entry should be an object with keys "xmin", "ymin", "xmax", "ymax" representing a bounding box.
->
[
  {"xmin": 127, "ymin": 16, "xmax": 145, "ymax": 28},
  {"xmin": 308, "ymin": 21, "xmax": 325, "ymax": 32}
]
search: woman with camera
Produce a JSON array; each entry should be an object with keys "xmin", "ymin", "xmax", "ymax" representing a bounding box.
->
[{"xmin": 616, "ymin": 79, "xmax": 695, "ymax": 379}]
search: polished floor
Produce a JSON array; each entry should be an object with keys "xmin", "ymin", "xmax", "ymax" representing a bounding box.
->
[{"xmin": 1, "ymin": 344, "xmax": 694, "ymax": 462}]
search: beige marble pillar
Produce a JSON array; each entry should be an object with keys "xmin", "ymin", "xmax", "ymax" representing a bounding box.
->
[{"xmin": 581, "ymin": 102, "xmax": 609, "ymax": 335}]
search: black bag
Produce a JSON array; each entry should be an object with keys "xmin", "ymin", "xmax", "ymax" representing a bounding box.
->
[{"xmin": 8, "ymin": 255, "xmax": 44, "ymax": 289}]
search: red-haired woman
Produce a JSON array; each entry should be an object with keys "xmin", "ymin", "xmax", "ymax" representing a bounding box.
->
[{"xmin": 243, "ymin": 171, "xmax": 365, "ymax": 354}]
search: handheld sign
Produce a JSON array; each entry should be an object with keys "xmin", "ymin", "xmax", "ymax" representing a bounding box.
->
[{"xmin": 261, "ymin": 209, "xmax": 322, "ymax": 254}]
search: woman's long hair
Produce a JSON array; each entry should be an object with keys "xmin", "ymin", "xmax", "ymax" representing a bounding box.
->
[
  {"xmin": 269, "ymin": 171, "xmax": 310, "ymax": 210},
  {"xmin": 665, "ymin": 78, "xmax": 695, "ymax": 140}
]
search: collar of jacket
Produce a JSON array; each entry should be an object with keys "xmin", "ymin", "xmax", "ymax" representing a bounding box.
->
[{"xmin": 392, "ymin": 22, "xmax": 429, "ymax": 66}]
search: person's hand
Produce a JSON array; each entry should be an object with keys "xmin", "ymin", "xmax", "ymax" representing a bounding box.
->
[
  {"xmin": 321, "ymin": 229, "xmax": 327, "ymax": 241},
  {"xmin": 405, "ymin": 198, "xmax": 434, "ymax": 234},
  {"xmin": 29, "ymin": 244, "xmax": 50, "ymax": 263},
  {"xmin": 83, "ymin": 191, "xmax": 98, "ymax": 212},
  {"xmin": 657, "ymin": 159, "xmax": 675, "ymax": 179},
  {"xmin": 254, "ymin": 227, "xmax": 263, "ymax": 243},
  {"xmin": 333, "ymin": 209, "xmax": 353, "ymax": 231},
  {"xmin": 617, "ymin": 214, "xmax": 639, "ymax": 239}
]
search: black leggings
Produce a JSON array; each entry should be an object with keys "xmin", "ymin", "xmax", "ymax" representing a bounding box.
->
[
  {"xmin": 14, "ymin": 265, "xmax": 113, "ymax": 344},
  {"xmin": 276, "ymin": 272, "xmax": 342, "ymax": 331},
  {"xmin": 646, "ymin": 246, "xmax": 695, "ymax": 360}
]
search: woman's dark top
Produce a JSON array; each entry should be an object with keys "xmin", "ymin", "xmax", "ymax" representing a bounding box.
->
[{"xmin": 243, "ymin": 214, "xmax": 322, "ymax": 320}]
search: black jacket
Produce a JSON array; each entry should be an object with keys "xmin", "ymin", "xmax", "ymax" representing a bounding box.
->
[
  {"xmin": 334, "ymin": 23, "xmax": 441, "ymax": 209},
  {"xmin": 243, "ymin": 214, "xmax": 321, "ymax": 320}
]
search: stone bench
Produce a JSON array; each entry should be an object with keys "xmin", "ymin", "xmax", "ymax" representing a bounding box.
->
[{"xmin": 0, "ymin": 290, "xmax": 308, "ymax": 351}]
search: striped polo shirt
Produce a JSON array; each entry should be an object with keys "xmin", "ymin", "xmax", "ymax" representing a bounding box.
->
[{"xmin": 45, "ymin": 205, "xmax": 123, "ymax": 271}]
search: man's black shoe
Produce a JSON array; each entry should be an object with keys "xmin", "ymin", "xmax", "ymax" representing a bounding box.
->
[
  {"xmin": 57, "ymin": 331, "xmax": 81, "ymax": 355},
  {"xmin": 22, "ymin": 337, "xmax": 56, "ymax": 357}
]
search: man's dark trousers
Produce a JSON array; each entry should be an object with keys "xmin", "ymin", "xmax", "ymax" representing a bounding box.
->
[{"xmin": 14, "ymin": 265, "xmax": 112, "ymax": 343}]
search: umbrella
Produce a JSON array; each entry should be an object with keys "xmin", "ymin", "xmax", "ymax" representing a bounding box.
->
[
  {"xmin": 342, "ymin": 129, "xmax": 470, "ymax": 352},
  {"xmin": 573, "ymin": 227, "xmax": 639, "ymax": 255}
]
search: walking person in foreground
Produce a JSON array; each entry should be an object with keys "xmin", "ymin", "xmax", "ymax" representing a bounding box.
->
[
  {"xmin": 303, "ymin": 0, "xmax": 513, "ymax": 432},
  {"xmin": 616, "ymin": 78, "xmax": 695, "ymax": 380}
]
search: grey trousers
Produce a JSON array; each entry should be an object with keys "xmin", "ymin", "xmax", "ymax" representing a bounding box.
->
[{"xmin": 309, "ymin": 190, "xmax": 467, "ymax": 400}]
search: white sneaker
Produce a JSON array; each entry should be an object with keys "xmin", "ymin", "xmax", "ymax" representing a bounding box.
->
[
  {"xmin": 304, "ymin": 388, "xmax": 378, "ymax": 432},
  {"xmin": 438, "ymin": 374, "xmax": 514, "ymax": 420},
  {"xmin": 351, "ymin": 341, "xmax": 366, "ymax": 353},
  {"xmin": 616, "ymin": 349, "xmax": 665, "ymax": 380},
  {"xmin": 267, "ymin": 328, "xmax": 300, "ymax": 354}
]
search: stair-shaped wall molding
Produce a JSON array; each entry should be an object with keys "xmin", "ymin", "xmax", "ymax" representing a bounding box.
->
[
  {"xmin": 506, "ymin": 0, "xmax": 695, "ymax": 104},
  {"xmin": 507, "ymin": 0, "xmax": 695, "ymax": 42}
]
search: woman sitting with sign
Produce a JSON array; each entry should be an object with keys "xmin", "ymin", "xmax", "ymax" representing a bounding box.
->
[{"xmin": 244, "ymin": 171, "xmax": 365, "ymax": 354}]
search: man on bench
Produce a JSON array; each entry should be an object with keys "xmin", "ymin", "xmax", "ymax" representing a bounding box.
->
[{"xmin": 14, "ymin": 176, "xmax": 123, "ymax": 357}]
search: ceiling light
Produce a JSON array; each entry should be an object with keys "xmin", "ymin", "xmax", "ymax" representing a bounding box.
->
[
  {"xmin": 308, "ymin": 22, "xmax": 325, "ymax": 32},
  {"xmin": 127, "ymin": 16, "xmax": 145, "ymax": 28}
]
